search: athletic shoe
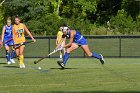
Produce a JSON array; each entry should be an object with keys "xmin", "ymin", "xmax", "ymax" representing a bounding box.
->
[
  {"xmin": 57, "ymin": 61, "xmax": 65, "ymax": 69},
  {"xmin": 99, "ymin": 54, "xmax": 105, "ymax": 64},
  {"xmin": 22, "ymin": 63, "xmax": 26, "ymax": 68},
  {"xmin": 19, "ymin": 63, "xmax": 26, "ymax": 68},
  {"xmin": 7, "ymin": 61, "xmax": 11, "ymax": 65},
  {"xmin": 10, "ymin": 59, "xmax": 16, "ymax": 63},
  {"xmin": 19, "ymin": 64, "xmax": 22, "ymax": 68}
]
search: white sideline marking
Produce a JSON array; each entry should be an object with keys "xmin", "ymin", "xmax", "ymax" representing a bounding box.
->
[
  {"xmin": 0, "ymin": 85, "xmax": 41, "ymax": 88},
  {"xmin": 0, "ymin": 84, "xmax": 65, "ymax": 88}
]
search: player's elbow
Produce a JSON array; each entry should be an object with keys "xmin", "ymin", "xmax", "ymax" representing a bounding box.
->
[
  {"xmin": 66, "ymin": 43, "xmax": 72, "ymax": 48},
  {"xmin": 69, "ymin": 43, "xmax": 72, "ymax": 46}
]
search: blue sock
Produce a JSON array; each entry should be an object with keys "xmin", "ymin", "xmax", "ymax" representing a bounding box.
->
[
  {"xmin": 92, "ymin": 52, "xmax": 101, "ymax": 59},
  {"xmin": 63, "ymin": 52, "xmax": 70, "ymax": 65},
  {"xmin": 11, "ymin": 50, "xmax": 15, "ymax": 59},
  {"xmin": 6, "ymin": 51, "xmax": 10, "ymax": 62}
]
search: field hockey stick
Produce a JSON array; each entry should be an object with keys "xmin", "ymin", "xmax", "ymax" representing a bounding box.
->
[
  {"xmin": 0, "ymin": 0, "xmax": 6, "ymax": 6},
  {"xmin": 34, "ymin": 49, "xmax": 58, "ymax": 64},
  {"xmin": 14, "ymin": 41, "xmax": 34, "ymax": 49},
  {"xmin": 0, "ymin": 38, "xmax": 13, "ymax": 50}
]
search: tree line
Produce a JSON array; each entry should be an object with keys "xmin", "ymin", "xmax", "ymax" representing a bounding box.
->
[{"xmin": 0, "ymin": 0, "xmax": 140, "ymax": 35}]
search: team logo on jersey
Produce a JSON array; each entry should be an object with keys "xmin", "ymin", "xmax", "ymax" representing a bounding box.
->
[
  {"xmin": 16, "ymin": 29, "xmax": 24, "ymax": 38},
  {"xmin": 16, "ymin": 29, "xmax": 24, "ymax": 33},
  {"xmin": 6, "ymin": 30, "xmax": 12, "ymax": 32}
]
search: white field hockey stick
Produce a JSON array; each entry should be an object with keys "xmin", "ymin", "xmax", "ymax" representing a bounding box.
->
[{"xmin": 34, "ymin": 49, "xmax": 59, "ymax": 64}]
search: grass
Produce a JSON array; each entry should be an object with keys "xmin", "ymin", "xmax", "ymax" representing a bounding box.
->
[{"xmin": 0, "ymin": 58, "xmax": 140, "ymax": 93}]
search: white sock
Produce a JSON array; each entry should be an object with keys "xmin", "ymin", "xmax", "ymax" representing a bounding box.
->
[{"xmin": 60, "ymin": 55, "xmax": 62, "ymax": 58}]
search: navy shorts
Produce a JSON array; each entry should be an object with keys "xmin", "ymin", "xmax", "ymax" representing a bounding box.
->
[{"xmin": 15, "ymin": 42, "xmax": 26, "ymax": 47}]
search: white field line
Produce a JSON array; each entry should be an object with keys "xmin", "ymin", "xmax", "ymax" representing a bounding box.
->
[{"xmin": 0, "ymin": 85, "xmax": 41, "ymax": 88}]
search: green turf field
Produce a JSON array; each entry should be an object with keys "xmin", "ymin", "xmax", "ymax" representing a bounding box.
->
[{"xmin": 0, "ymin": 58, "xmax": 140, "ymax": 93}]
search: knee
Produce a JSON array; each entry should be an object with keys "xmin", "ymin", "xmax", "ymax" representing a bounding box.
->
[
  {"xmin": 66, "ymin": 49, "xmax": 71, "ymax": 53},
  {"xmin": 5, "ymin": 48, "xmax": 10, "ymax": 52},
  {"xmin": 19, "ymin": 51, "xmax": 23, "ymax": 55},
  {"xmin": 86, "ymin": 53, "xmax": 92, "ymax": 57},
  {"xmin": 19, "ymin": 53, "xmax": 23, "ymax": 55}
]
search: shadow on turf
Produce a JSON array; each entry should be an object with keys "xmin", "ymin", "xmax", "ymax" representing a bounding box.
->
[
  {"xmin": 50, "ymin": 68, "xmax": 78, "ymax": 70},
  {"xmin": 0, "ymin": 63, "xmax": 7, "ymax": 64},
  {"xmin": 50, "ymin": 91, "xmax": 140, "ymax": 93},
  {"xmin": 3, "ymin": 66, "xmax": 19, "ymax": 68}
]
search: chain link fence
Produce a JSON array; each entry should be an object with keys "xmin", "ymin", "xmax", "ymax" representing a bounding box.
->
[{"xmin": 0, "ymin": 36, "xmax": 140, "ymax": 58}]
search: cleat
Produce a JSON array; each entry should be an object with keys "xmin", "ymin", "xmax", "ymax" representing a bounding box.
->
[
  {"xmin": 19, "ymin": 64, "xmax": 22, "ymax": 68},
  {"xmin": 22, "ymin": 63, "xmax": 26, "ymax": 68},
  {"xmin": 10, "ymin": 59, "xmax": 16, "ymax": 63},
  {"xmin": 99, "ymin": 54, "xmax": 105, "ymax": 64},
  {"xmin": 19, "ymin": 63, "xmax": 26, "ymax": 68},
  {"xmin": 7, "ymin": 61, "xmax": 11, "ymax": 65},
  {"xmin": 57, "ymin": 61, "xmax": 65, "ymax": 69}
]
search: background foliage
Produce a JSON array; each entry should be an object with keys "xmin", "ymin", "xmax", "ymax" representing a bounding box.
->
[{"xmin": 0, "ymin": 0, "xmax": 140, "ymax": 35}]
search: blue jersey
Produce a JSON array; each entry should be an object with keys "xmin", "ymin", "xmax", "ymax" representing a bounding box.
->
[
  {"xmin": 65, "ymin": 30, "xmax": 87, "ymax": 45},
  {"xmin": 4, "ymin": 25, "xmax": 13, "ymax": 39},
  {"xmin": 66, "ymin": 30, "xmax": 82, "ymax": 40},
  {"xmin": 3, "ymin": 25, "xmax": 14, "ymax": 46}
]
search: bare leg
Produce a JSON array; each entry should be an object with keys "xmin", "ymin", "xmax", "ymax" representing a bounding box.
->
[
  {"xmin": 81, "ymin": 45, "xmax": 92, "ymax": 57},
  {"xmin": 11, "ymin": 46, "xmax": 16, "ymax": 59},
  {"xmin": 15, "ymin": 48, "xmax": 19, "ymax": 57},
  {"xmin": 63, "ymin": 43, "xmax": 79, "ymax": 65},
  {"xmin": 60, "ymin": 50, "xmax": 63, "ymax": 58},
  {"xmin": 57, "ymin": 43, "xmax": 79, "ymax": 68},
  {"xmin": 67, "ymin": 43, "xmax": 79, "ymax": 53},
  {"xmin": 81, "ymin": 45, "xmax": 105, "ymax": 64},
  {"xmin": 19, "ymin": 45, "xmax": 24, "ymax": 55},
  {"xmin": 81, "ymin": 45, "xmax": 101, "ymax": 59}
]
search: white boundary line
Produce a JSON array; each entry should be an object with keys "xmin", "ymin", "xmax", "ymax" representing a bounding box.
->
[{"xmin": 0, "ymin": 85, "xmax": 41, "ymax": 87}]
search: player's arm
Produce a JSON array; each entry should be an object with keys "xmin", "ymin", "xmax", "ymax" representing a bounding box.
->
[
  {"xmin": 63, "ymin": 32, "xmax": 74, "ymax": 48},
  {"xmin": 56, "ymin": 33, "xmax": 59, "ymax": 46},
  {"xmin": 63, "ymin": 37, "xmax": 66, "ymax": 44},
  {"xmin": 12, "ymin": 26, "xmax": 15, "ymax": 42},
  {"xmin": 0, "ymin": 36, "xmax": 2, "ymax": 45},
  {"xmin": 56, "ymin": 34, "xmax": 66, "ymax": 48},
  {"xmin": 1, "ymin": 26, "xmax": 6, "ymax": 43},
  {"xmin": 23, "ymin": 24, "xmax": 36, "ymax": 42}
]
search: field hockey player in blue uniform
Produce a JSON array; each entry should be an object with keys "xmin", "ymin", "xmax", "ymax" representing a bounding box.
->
[
  {"xmin": 1, "ymin": 17, "xmax": 16, "ymax": 64},
  {"xmin": 56, "ymin": 26, "xmax": 105, "ymax": 68}
]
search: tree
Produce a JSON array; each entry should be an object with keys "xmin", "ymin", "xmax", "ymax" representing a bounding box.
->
[
  {"xmin": 110, "ymin": 9, "xmax": 135, "ymax": 34},
  {"xmin": 122, "ymin": 0, "xmax": 140, "ymax": 20},
  {"xmin": 0, "ymin": 0, "xmax": 140, "ymax": 35},
  {"xmin": 0, "ymin": 0, "xmax": 5, "ymax": 34}
]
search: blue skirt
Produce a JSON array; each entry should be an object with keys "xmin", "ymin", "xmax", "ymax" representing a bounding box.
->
[{"xmin": 73, "ymin": 37, "xmax": 87, "ymax": 46}]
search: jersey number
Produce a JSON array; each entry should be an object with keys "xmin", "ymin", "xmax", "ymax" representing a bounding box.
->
[
  {"xmin": 16, "ymin": 29, "xmax": 24, "ymax": 38},
  {"xmin": 18, "ymin": 33, "xmax": 22, "ymax": 38}
]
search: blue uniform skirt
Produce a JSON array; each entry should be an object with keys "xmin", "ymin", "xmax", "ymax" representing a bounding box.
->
[
  {"xmin": 3, "ymin": 38, "xmax": 14, "ymax": 46},
  {"xmin": 73, "ymin": 36, "xmax": 87, "ymax": 46}
]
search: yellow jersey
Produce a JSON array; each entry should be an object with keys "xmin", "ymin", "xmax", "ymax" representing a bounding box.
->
[
  {"xmin": 13, "ymin": 23, "xmax": 26, "ymax": 44},
  {"xmin": 57, "ymin": 31, "xmax": 63, "ymax": 43}
]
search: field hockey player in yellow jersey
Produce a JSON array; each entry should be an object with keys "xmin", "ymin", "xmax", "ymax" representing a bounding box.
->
[
  {"xmin": 56, "ymin": 27, "xmax": 66, "ymax": 59},
  {"xmin": 13, "ymin": 16, "xmax": 36, "ymax": 68}
]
